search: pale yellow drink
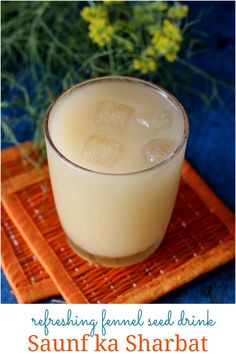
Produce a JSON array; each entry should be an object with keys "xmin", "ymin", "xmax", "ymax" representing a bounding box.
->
[{"xmin": 45, "ymin": 77, "xmax": 188, "ymax": 267}]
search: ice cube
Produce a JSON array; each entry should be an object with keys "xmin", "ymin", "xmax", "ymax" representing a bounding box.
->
[
  {"xmin": 82, "ymin": 134, "xmax": 125, "ymax": 167},
  {"xmin": 95, "ymin": 100, "xmax": 134, "ymax": 126},
  {"xmin": 136, "ymin": 109, "xmax": 173, "ymax": 130},
  {"xmin": 143, "ymin": 138, "xmax": 175, "ymax": 163},
  {"xmin": 158, "ymin": 109, "xmax": 173, "ymax": 130}
]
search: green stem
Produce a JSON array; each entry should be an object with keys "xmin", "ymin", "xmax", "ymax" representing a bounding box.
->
[
  {"xmin": 2, "ymin": 72, "xmax": 31, "ymax": 107},
  {"xmin": 107, "ymin": 42, "xmax": 115, "ymax": 74},
  {"xmin": 177, "ymin": 58, "xmax": 214, "ymax": 82},
  {"xmin": 178, "ymin": 58, "xmax": 233, "ymax": 89}
]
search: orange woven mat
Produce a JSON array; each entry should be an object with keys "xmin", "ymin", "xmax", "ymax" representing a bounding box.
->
[
  {"xmin": 1, "ymin": 206, "xmax": 59, "ymax": 303},
  {"xmin": 1, "ymin": 143, "xmax": 235, "ymax": 303},
  {"xmin": 2, "ymin": 143, "xmax": 59, "ymax": 303}
]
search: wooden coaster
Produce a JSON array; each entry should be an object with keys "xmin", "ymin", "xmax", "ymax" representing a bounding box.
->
[{"xmin": 1, "ymin": 144, "xmax": 234, "ymax": 303}]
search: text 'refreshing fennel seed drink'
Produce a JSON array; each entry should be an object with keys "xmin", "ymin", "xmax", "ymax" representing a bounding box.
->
[{"xmin": 44, "ymin": 77, "xmax": 189, "ymax": 267}]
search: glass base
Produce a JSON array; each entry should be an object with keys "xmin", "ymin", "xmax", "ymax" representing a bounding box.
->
[{"xmin": 66, "ymin": 237, "xmax": 162, "ymax": 267}]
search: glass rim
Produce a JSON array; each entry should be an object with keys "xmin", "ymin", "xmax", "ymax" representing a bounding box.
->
[{"xmin": 44, "ymin": 76, "xmax": 189, "ymax": 176}]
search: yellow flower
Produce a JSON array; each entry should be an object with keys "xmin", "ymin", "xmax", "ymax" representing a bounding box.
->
[
  {"xmin": 151, "ymin": 28, "xmax": 162, "ymax": 47},
  {"xmin": 153, "ymin": 36, "xmax": 169, "ymax": 54},
  {"xmin": 165, "ymin": 52, "xmax": 179, "ymax": 62},
  {"xmin": 151, "ymin": 1, "xmax": 169, "ymax": 12},
  {"xmin": 163, "ymin": 19, "xmax": 182, "ymax": 42},
  {"xmin": 144, "ymin": 46, "xmax": 156, "ymax": 58},
  {"xmin": 133, "ymin": 59, "xmax": 142, "ymax": 70},
  {"xmin": 81, "ymin": 6, "xmax": 108, "ymax": 23},
  {"xmin": 88, "ymin": 19, "xmax": 114, "ymax": 47},
  {"xmin": 152, "ymin": 35, "xmax": 180, "ymax": 62},
  {"xmin": 150, "ymin": 19, "xmax": 182, "ymax": 63},
  {"xmin": 167, "ymin": 5, "xmax": 189, "ymax": 19},
  {"xmin": 134, "ymin": 5, "xmax": 155, "ymax": 24},
  {"xmin": 81, "ymin": 5, "xmax": 115, "ymax": 48},
  {"xmin": 132, "ymin": 58, "xmax": 157, "ymax": 74},
  {"xmin": 103, "ymin": 0, "xmax": 122, "ymax": 5},
  {"xmin": 147, "ymin": 58, "xmax": 157, "ymax": 71}
]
